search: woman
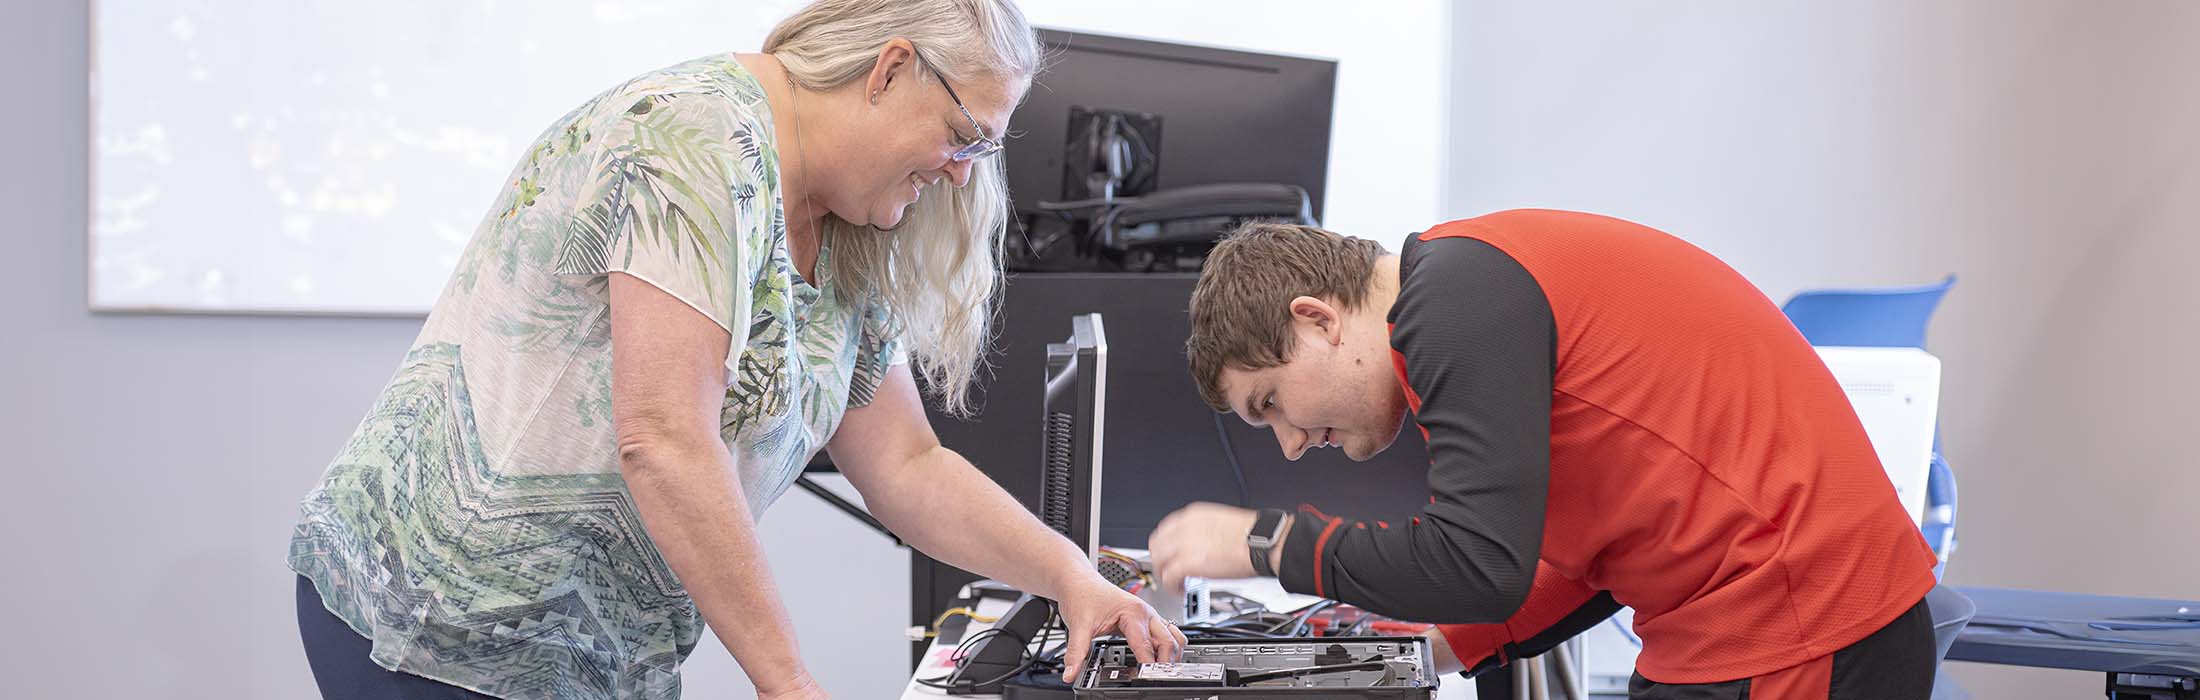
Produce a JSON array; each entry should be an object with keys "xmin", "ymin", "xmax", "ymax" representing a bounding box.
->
[{"xmin": 288, "ymin": 1, "xmax": 1182, "ymax": 698}]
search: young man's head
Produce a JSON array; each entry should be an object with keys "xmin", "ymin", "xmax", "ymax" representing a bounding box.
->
[{"xmin": 1187, "ymin": 222, "xmax": 1409, "ymax": 462}]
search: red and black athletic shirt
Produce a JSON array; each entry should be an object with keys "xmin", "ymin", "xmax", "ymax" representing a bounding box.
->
[{"xmin": 1272, "ymin": 209, "xmax": 1939, "ymax": 683}]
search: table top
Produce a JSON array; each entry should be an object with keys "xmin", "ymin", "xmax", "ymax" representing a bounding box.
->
[{"xmin": 1949, "ymin": 586, "xmax": 2200, "ymax": 676}]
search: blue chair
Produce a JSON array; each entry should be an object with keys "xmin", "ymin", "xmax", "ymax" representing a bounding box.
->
[
  {"xmin": 1780, "ymin": 275, "xmax": 1959, "ymax": 576},
  {"xmin": 1781, "ymin": 276, "xmax": 1955, "ymax": 349},
  {"xmin": 1782, "ymin": 277, "xmax": 1971, "ymax": 698}
]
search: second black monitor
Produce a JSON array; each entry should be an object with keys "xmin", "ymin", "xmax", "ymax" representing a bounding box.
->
[{"xmin": 1007, "ymin": 28, "xmax": 1338, "ymax": 220}]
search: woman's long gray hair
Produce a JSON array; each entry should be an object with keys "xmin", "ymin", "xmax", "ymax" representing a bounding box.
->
[{"xmin": 765, "ymin": 0, "xmax": 1040, "ymax": 416}]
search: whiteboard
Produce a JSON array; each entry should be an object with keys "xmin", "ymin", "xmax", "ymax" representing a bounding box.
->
[{"xmin": 90, "ymin": 0, "xmax": 1446, "ymax": 314}]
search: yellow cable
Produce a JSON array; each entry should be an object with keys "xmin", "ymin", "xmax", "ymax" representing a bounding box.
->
[
  {"xmin": 924, "ymin": 606, "xmax": 1001, "ymax": 638},
  {"xmin": 1097, "ymin": 549, "xmax": 1144, "ymax": 568}
]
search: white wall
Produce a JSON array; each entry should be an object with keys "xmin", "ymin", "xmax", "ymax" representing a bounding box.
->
[{"xmin": 1448, "ymin": 2, "xmax": 2200, "ymax": 698}]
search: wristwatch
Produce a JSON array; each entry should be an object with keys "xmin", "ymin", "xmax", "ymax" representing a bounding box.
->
[{"xmin": 1247, "ymin": 508, "xmax": 1288, "ymax": 578}]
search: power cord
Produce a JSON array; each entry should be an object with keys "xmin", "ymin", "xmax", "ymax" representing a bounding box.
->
[
  {"xmin": 1274, "ymin": 600, "xmax": 1338, "ymax": 637},
  {"xmin": 910, "ymin": 627, "xmax": 1036, "ymax": 691},
  {"xmin": 1211, "ymin": 412, "xmax": 1252, "ymax": 507},
  {"xmin": 911, "ymin": 603, "xmax": 1065, "ymax": 693}
]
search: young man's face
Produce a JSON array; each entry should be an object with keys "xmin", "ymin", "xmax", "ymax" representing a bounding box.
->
[{"xmin": 1216, "ymin": 298, "xmax": 1410, "ymax": 462}]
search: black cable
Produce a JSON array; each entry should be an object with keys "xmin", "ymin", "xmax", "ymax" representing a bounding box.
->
[
  {"xmin": 1236, "ymin": 661, "xmax": 1389, "ymax": 685},
  {"xmin": 1342, "ymin": 611, "xmax": 1378, "ymax": 636},
  {"xmin": 1207, "ymin": 590, "xmax": 1267, "ymax": 616},
  {"xmin": 1178, "ymin": 624, "xmax": 1288, "ymax": 639},
  {"xmin": 910, "ymin": 628, "xmax": 1030, "ymax": 690},
  {"xmin": 1273, "ymin": 600, "xmax": 1337, "ymax": 637},
  {"xmin": 1228, "ymin": 618, "xmax": 1286, "ymax": 630},
  {"xmin": 1218, "ymin": 609, "xmax": 1289, "ymax": 627},
  {"xmin": 912, "ymin": 603, "xmax": 1065, "ymax": 692},
  {"xmin": 1220, "ymin": 609, "xmax": 1295, "ymax": 634},
  {"xmin": 1211, "ymin": 411, "xmax": 1252, "ymax": 507},
  {"xmin": 1182, "ymin": 606, "xmax": 1306, "ymax": 640},
  {"xmin": 1026, "ymin": 625, "xmax": 1065, "ymax": 676}
]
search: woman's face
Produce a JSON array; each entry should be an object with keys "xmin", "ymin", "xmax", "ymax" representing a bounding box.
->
[{"xmin": 828, "ymin": 45, "xmax": 1020, "ymax": 230}]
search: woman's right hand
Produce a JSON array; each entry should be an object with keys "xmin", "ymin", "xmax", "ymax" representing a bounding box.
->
[{"xmin": 756, "ymin": 671, "xmax": 829, "ymax": 700}]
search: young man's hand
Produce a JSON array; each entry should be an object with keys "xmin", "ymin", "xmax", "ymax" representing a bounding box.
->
[{"xmin": 1149, "ymin": 502, "xmax": 1272, "ymax": 593}]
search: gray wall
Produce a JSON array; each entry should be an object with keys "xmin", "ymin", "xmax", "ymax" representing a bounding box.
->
[
  {"xmin": 3, "ymin": 1, "xmax": 907, "ymax": 697},
  {"xmin": 1448, "ymin": 2, "xmax": 2200, "ymax": 698}
]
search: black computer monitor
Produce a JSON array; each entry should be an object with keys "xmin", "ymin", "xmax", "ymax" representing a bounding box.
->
[
  {"xmin": 1039, "ymin": 313, "xmax": 1106, "ymax": 560},
  {"xmin": 927, "ymin": 276, "xmax": 1433, "ymax": 548},
  {"xmin": 1006, "ymin": 28, "xmax": 1338, "ymax": 221}
]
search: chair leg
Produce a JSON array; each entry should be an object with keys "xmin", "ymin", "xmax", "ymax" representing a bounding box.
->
[
  {"xmin": 1527, "ymin": 657, "xmax": 1549, "ymax": 700},
  {"xmin": 1551, "ymin": 645, "xmax": 1583, "ymax": 700}
]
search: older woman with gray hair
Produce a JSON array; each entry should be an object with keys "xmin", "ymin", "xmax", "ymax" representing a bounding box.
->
[{"xmin": 287, "ymin": 1, "xmax": 1182, "ymax": 698}]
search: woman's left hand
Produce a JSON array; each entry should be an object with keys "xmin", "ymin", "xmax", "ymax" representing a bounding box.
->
[{"xmin": 1055, "ymin": 579, "xmax": 1185, "ymax": 682}]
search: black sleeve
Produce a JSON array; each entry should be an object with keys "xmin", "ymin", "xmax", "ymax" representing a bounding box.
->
[
  {"xmin": 1459, "ymin": 592, "xmax": 1622, "ymax": 679},
  {"xmin": 1275, "ymin": 234, "xmax": 1555, "ymax": 624}
]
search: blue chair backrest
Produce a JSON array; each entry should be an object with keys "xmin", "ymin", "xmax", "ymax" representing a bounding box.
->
[{"xmin": 1780, "ymin": 276, "xmax": 1954, "ymax": 348}]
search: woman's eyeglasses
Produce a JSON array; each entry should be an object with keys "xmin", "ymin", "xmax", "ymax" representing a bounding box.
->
[{"xmin": 929, "ymin": 66, "xmax": 1004, "ymax": 162}]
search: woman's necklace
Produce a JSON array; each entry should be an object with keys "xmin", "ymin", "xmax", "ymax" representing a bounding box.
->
[{"xmin": 785, "ymin": 70, "xmax": 820, "ymax": 283}]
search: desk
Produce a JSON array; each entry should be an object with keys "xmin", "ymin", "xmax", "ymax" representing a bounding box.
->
[{"xmin": 1949, "ymin": 586, "xmax": 2200, "ymax": 698}]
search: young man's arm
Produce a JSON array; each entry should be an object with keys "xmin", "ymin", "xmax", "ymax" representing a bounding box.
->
[{"xmin": 1274, "ymin": 233, "xmax": 1558, "ymax": 624}]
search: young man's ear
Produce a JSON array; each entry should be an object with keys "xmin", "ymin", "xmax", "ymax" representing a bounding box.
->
[{"xmin": 1288, "ymin": 296, "xmax": 1344, "ymax": 345}]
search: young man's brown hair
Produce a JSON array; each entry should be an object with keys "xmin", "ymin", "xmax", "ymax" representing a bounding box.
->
[{"xmin": 1185, "ymin": 222, "xmax": 1388, "ymax": 411}]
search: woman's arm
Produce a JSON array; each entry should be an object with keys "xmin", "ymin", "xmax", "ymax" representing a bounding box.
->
[
  {"xmin": 609, "ymin": 273, "xmax": 823, "ymax": 699},
  {"xmin": 827, "ymin": 365, "xmax": 1183, "ymax": 680}
]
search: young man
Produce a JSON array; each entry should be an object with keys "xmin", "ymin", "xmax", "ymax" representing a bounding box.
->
[{"xmin": 1146, "ymin": 210, "xmax": 1942, "ymax": 699}]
